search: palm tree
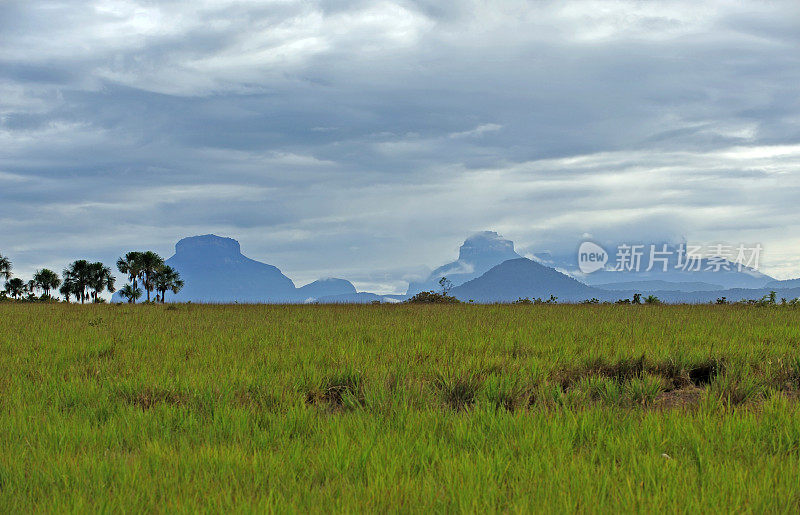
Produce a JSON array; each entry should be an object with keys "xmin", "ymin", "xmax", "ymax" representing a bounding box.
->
[
  {"xmin": 116, "ymin": 252, "xmax": 143, "ymax": 303},
  {"xmin": 60, "ymin": 278, "xmax": 79, "ymax": 303},
  {"xmin": 63, "ymin": 260, "xmax": 92, "ymax": 303},
  {"xmin": 138, "ymin": 251, "xmax": 164, "ymax": 302},
  {"xmin": 118, "ymin": 284, "xmax": 142, "ymax": 304},
  {"xmin": 88, "ymin": 262, "xmax": 115, "ymax": 302},
  {"xmin": 4, "ymin": 278, "xmax": 25, "ymax": 299},
  {"xmin": 0, "ymin": 253, "xmax": 11, "ymax": 281},
  {"xmin": 154, "ymin": 265, "xmax": 184, "ymax": 302},
  {"xmin": 33, "ymin": 269, "xmax": 61, "ymax": 298}
]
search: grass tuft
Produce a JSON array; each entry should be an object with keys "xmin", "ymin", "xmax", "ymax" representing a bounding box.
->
[
  {"xmin": 305, "ymin": 372, "xmax": 365, "ymax": 411},
  {"xmin": 579, "ymin": 375, "xmax": 622, "ymax": 405},
  {"xmin": 624, "ymin": 373, "xmax": 667, "ymax": 406},
  {"xmin": 481, "ymin": 374, "xmax": 530, "ymax": 411},
  {"xmin": 708, "ymin": 367, "xmax": 766, "ymax": 405},
  {"xmin": 434, "ymin": 372, "xmax": 483, "ymax": 411}
]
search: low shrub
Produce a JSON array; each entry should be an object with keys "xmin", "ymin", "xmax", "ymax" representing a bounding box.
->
[{"xmin": 406, "ymin": 291, "xmax": 460, "ymax": 304}]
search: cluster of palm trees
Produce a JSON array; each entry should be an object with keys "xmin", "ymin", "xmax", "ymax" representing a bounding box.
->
[
  {"xmin": 60, "ymin": 260, "xmax": 116, "ymax": 303},
  {"xmin": 1, "ymin": 254, "xmax": 116, "ymax": 303},
  {"xmin": 1, "ymin": 250, "xmax": 184, "ymax": 304},
  {"xmin": 115, "ymin": 251, "xmax": 183, "ymax": 303},
  {"xmin": 1, "ymin": 253, "xmax": 50, "ymax": 300}
]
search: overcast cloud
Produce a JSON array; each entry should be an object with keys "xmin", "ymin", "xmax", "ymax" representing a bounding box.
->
[{"xmin": 1, "ymin": 0, "xmax": 799, "ymax": 292}]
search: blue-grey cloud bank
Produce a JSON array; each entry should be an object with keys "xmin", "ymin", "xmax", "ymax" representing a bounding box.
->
[{"xmin": 1, "ymin": 0, "xmax": 799, "ymax": 293}]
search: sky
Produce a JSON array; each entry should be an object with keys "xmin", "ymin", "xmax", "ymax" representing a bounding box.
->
[{"xmin": 1, "ymin": 0, "xmax": 799, "ymax": 293}]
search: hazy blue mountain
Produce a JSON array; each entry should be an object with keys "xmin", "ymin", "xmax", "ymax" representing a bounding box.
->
[
  {"xmin": 593, "ymin": 280, "xmax": 724, "ymax": 292},
  {"xmin": 297, "ymin": 278, "xmax": 357, "ymax": 301},
  {"xmin": 157, "ymin": 235, "xmax": 296, "ymax": 302},
  {"xmin": 450, "ymin": 258, "xmax": 601, "ymax": 302},
  {"xmin": 406, "ymin": 231, "xmax": 521, "ymax": 295},
  {"xmin": 765, "ymin": 278, "xmax": 800, "ymax": 289}
]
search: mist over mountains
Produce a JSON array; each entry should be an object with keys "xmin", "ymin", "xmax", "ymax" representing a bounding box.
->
[
  {"xmin": 406, "ymin": 232, "xmax": 521, "ymax": 295},
  {"xmin": 113, "ymin": 232, "xmax": 799, "ymax": 304}
]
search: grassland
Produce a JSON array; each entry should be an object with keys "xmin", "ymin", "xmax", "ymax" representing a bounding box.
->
[{"xmin": 2, "ymin": 303, "xmax": 800, "ymax": 512}]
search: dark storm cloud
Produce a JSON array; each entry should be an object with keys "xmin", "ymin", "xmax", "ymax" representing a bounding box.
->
[{"xmin": 1, "ymin": 0, "xmax": 800, "ymax": 290}]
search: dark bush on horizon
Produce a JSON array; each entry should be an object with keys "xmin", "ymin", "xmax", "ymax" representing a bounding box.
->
[{"xmin": 406, "ymin": 291, "xmax": 460, "ymax": 304}]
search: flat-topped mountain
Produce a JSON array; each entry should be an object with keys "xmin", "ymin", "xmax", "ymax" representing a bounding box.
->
[{"xmin": 162, "ymin": 235, "xmax": 297, "ymax": 302}]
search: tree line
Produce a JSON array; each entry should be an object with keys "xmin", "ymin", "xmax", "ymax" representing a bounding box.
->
[{"xmin": 0, "ymin": 251, "xmax": 183, "ymax": 304}]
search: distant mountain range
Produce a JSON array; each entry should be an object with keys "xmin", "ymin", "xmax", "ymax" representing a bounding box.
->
[{"xmin": 113, "ymin": 232, "xmax": 799, "ymax": 304}]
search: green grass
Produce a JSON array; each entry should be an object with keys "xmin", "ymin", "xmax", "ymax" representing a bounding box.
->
[{"xmin": 2, "ymin": 303, "xmax": 800, "ymax": 512}]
